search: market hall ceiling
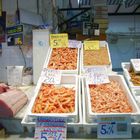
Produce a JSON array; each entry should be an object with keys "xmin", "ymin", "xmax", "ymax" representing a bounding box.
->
[
  {"xmin": 78, "ymin": 0, "xmax": 140, "ymax": 15},
  {"xmin": 107, "ymin": 0, "xmax": 140, "ymax": 15}
]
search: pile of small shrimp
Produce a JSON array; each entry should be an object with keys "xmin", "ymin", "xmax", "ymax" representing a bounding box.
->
[
  {"xmin": 48, "ymin": 48, "xmax": 78, "ymax": 70},
  {"xmin": 84, "ymin": 47, "xmax": 110, "ymax": 66},
  {"xmin": 32, "ymin": 84, "xmax": 75, "ymax": 113},
  {"xmin": 129, "ymin": 69, "xmax": 140, "ymax": 86},
  {"xmin": 89, "ymin": 80, "xmax": 133, "ymax": 113}
]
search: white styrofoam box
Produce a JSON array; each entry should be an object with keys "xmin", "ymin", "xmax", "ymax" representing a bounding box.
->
[
  {"xmin": 33, "ymin": 29, "xmax": 50, "ymax": 84},
  {"xmin": 84, "ymin": 75, "xmax": 140, "ymax": 123},
  {"xmin": 26, "ymin": 74, "xmax": 79, "ymax": 123},
  {"xmin": 82, "ymin": 77, "xmax": 140, "ymax": 134},
  {"xmin": 121, "ymin": 62, "xmax": 140, "ymax": 93},
  {"xmin": 81, "ymin": 41, "xmax": 112, "ymax": 74},
  {"xmin": 21, "ymin": 77, "xmax": 82, "ymax": 133},
  {"xmin": 44, "ymin": 48, "xmax": 80, "ymax": 74}
]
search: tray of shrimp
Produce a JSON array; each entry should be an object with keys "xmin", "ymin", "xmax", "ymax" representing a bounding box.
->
[
  {"xmin": 80, "ymin": 41, "xmax": 112, "ymax": 74},
  {"xmin": 44, "ymin": 47, "xmax": 80, "ymax": 74},
  {"xmin": 84, "ymin": 75, "xmax": 140, "ymax": 122},
  {"xmin": 121, "ymin": 62, "xmax": 140, "ymax": 90},
  {"xmin": 27, "ymin": 74, "xmax": 79, "ymax": 123}
]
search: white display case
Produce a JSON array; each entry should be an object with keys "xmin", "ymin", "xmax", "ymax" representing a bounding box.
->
[
  {"xmin": 21, "ymin": 77, "xmax": 82, "ymax": 133},
  {"xmin": 83, "ymin": 75, "xmax": 139, "ymax": 123},
  {"xmin": 44, "ymin": 48, "xmax": 80, "ymax": 74},
  {"xmin": 26, "ymin": 74, "xmax": 79, "ymax": 123},
  {"xmin": 121, "ymin": 62, "xmax": 140, "ymax": 95},
  {"xmin": 80, "ymin": 41, "xmax": 112, "ymax": 74},
  {"xmin": 82, "ymin": 77, "xmax": 140, "ymax": 134}
]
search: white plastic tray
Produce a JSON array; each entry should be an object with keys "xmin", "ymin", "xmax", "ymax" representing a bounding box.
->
[
  {"xmin": 81, "ymin": 77, "xmax": 140, "ymax": 134},
  {"xmin": 26, "ymin": 74, "xmax": 79, "ymax": 123},
  {"xmin": 21, "ymin": 77, "xmax": 82, "ymax": 133},
  {"xmin": 81, "ymin": 41, "xmax": 112, "ymax": 74},
  {"xmin": 131, "ymin": 88, "xmax": 140, "ymax": 97},
  {"xmin": 84, "ymin": 75, "xmax": 140, "ymax": 123},
  {"xmin": 44, "ymin": 48, "xmax": 80, "ymax": 74},
  {"xmin": 121, "ymin": 62, "xmax": 140, "ymax": 92}
]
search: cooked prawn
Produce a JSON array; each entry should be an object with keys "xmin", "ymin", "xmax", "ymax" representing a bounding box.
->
[
  {"xmin": 48, "ymin": 48, "xmax": 78, "ymax": 70},
  {"xmin": 32, "ymin": 83, "xmax": 75, "ymax": 113},
  {"xmin": 89, "ymin": 80, "xmax": 133, "ymax": 113}
]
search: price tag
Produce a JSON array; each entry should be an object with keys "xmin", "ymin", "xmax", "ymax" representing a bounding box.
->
[
  {"xmin": 41, "ymin": 68, "xmax": 61, "ymax": 84},
  {"xmin": 50, "ymin": 33, "xmax": 68, "ymax": 48},
  {"xmin": 97, "ymin": 115, "xmax": 131, "ymax": 138},
  {"xmin": 85, "ymin": 66, "xmax": 110, "ymax": 85},
  {"xmin": 84, "ymin": 40, "xmax": 99, "ymax": 50},
  {"xmin": 68, "ymin": 40, "xmax": 82, "ymax": 48},
  {"xmin": 130, "ymin": 59, "xmax": 140, "ymax": 73},
  {"xmin": 34, "ymin": 117, "xmax": 67, "ymax": 140}
]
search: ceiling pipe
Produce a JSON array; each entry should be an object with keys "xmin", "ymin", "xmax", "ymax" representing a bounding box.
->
[{"xmin": 37, "ymin": 0, "xmax": 39, "ymax": 14}]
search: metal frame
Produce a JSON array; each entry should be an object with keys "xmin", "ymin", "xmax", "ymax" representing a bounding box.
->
[
  {"xmin": 58, "ymin": 8, "xmax": 91, "ymax": 27},
  {"xmin": 58, "ymin": 2, "xmax": 140, "ymax": 29},
  {"xmin": 115, "ymin": 4, "xmax": 121, "ymax": 14},
  {"xmin": 58, "ymin": 7, "xmax": 91, "ymax": 11},
  {"xmin": 108, "ymin": 12, "xmax": 140, "ymax": 16},
  {"xmin": 133, "ymin": 4, "xmax": 140, "ymax": 13}
]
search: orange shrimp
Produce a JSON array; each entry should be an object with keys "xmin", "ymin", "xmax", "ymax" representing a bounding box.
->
[
  {"xmin": 32, "ymin": 83, "xmax": 75, "ymax": 113},
  {"xmin": 89, "ymin": 81, "xmax": 133, "ymax": 113},
  {"xmin": 48, "ymin": 48, "xmax": 78, "ymax": 70}
]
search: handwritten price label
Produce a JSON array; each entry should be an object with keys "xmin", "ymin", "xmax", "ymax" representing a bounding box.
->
[
  {"xmin": 50, "ymin": 34, "xmax": 68, "ymax": 48},
  {"xmin": 92, "ymin": 73, "xmax": 110, "ymax": 85},
  {"xmin": 41, "ymin": 68, "xmax": 61, "ymax": 84},
  {"xmin": 40, "ymin": 131, "xmax": 63, "ymax": 140},
  {"xmin": 85, "ymin": 66, "xmax": 110, "ymax": 85},
  {"xmin": 68, "ymin": 40, "xmax": 82, "ymax": 48},
  {"xmin": 84, "ymin": 40, "xmax": 99, "ymax": 50},
  {"xmin": 131, "ymin": 59, "xmax": 140, "ymax": 73},
  {"xmin": 97, "ymin": 115, "xmax": 131, "ymax": 138},
  {"xmin": 35, "ymin": 117, "xmax": 67, "ymax": 140}
]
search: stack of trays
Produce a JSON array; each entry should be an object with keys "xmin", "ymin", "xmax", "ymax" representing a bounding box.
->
[
  {"xmin": 26, "ymin": 75, "xmax": 79, "ymax": 123},
  {"xmin": 122, "ymin": 62, "xmax": 140, "ymax": 95},
  {"xmin": 80, "ymin": 41, "xmax": 112, "ymax": 74},
  {"xmin": 22, "ymin": 45, "xmax": 82, "ymax": 128},
  {"xmin": 44, "ymin": 48, "xmax": 80, "ymax": 74},
  {"xmin": 83, "ymin": 75, "xmax": 139, "ymax": 123}
]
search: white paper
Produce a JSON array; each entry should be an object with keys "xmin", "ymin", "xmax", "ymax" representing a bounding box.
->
[
  {"xmin": 7, "ymin": 66, "xmax": 24, "ymax": 86},
  {"xmin": 68, "ymin": 40, "xmax": 82, "ymax": 48},
  {"xmin": 41, "ymin": 68, "xmax": 61, "ymax": 84},
  {"xmin": 35, "ymin": 117, "xmax": 67, "ymax": 140},
  {"xmin": 97, "ymin": 115, "xmax": 131, "ymax": 138},
  {"xmin": 85, "ymin": 66, "xmax": 110, "ymax": 85},
  {"xmin": 131, "ymin": 59, "xmax": 140, "ymax": 73}
]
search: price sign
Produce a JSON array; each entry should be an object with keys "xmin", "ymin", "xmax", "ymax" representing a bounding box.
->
[
  {"xmin": 130, "ymin": 59, "xmax": 140, "ymax": 73},
  {"xmin": 68, "ymin": 40, "xmax": 82, "ymax": 48},
  {"xmin": 85, "ymin": 66, "xmax": 110, "ymax": 85},
  {"xmin": 50, "ymin": 33, "xmax": 68, "ymax": 48},
  {"xmin": 97, "ymin": 115, "xmax": 131, "ymax": 138},
  {"xmin": 34, "ymin": 117, "xmax": 67, "ymax": 140},
  {"xmin": 41, "ymin": 68, "xmax": 61, "ymax": 84},
  {"xmin": 84, "ymin": 40, "xmax": 99, "ymax": 50}
]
